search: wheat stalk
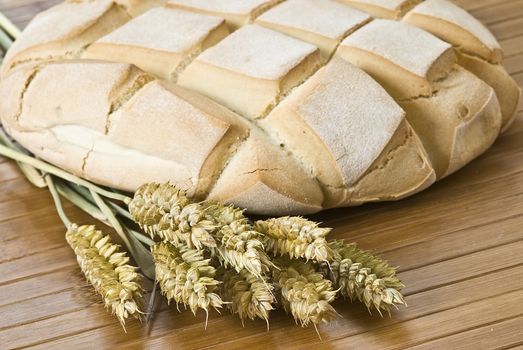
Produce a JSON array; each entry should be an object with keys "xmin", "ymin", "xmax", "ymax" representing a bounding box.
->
[
  {"xmin": 217, "ymin": 267, "xmax": 275, "ymax": 325},
  {"xmin": 324, "ymin": 240, "xmax": 405, "ymax": 315},
  {"xmin": 0, "ymin": 12, "xmax": 20, "ymax": 39},
  {"xmin": 66, "ymin": 224, "xmax": 144, "ymax": 328},
  {"xmin": 177, "ymin": 203, "xmax": 219, "ymax": 249},
  {"xmin": 151, "ymin": 242, "xmax": 223, "ymax": 317},
  {"xmin": 206, "ymin": 203, "xmax": 273, "ymax": 278},
  {"xmin": 0, "ymin": 26, "xmax": 12, "ymax": 51},
  {"xmin": 130, "ymin": 183, "xmax": 218, "ymax": 250},
  {"xmin": 254, "ymin": 217, "xmax": 337, "ymax": 263},
  {"xmin": 273, "ymin": 257, "xmax": 339, "ymax": 327},
  {"xmin": 129, "ymin": 182, "xmax": 189, "ymax": 241}
]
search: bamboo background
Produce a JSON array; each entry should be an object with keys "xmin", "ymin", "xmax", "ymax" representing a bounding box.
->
[{"xmin": 0, "ymin": 0, "xmax": 522, "ymax": 349}]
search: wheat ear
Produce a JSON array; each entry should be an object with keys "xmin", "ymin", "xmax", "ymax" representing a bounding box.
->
[
  {"xmin": 129, "ymin": 183, "xmax": 217, "ymax": 250},
  {"xmin": 151, "ymin": 242, "xmax": 223, "ymax": 317},
  {"xmin": 206, "ymin": 204, "xmax": 273, "ymax": 278},
  {"xmin": 66, "ymin": 224, "xmax": 144, "ymax": 327},
  {"xmin": 273, "ymin": 257, "xmax": 339, "ymax": 327},
  {"xmin": 254, "ymin": 217, "xmax": 337, "ymax": 263},
  {"xmin": 218, "ymin": 267, "xmax": 275, "ymax": 325},
  {"xmin": 325, "ymin": 240, "xmax": 405, "ymax": 315}
]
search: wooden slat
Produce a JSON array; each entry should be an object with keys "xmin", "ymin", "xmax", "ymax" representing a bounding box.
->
[
  {"xmin": 400, "ymin": 240, "xmax": 523, "ymax": 294},
  {"xmin": 504, "ymin": 53, "xmax": 523, "ymax": 74},
  {"xmin": 453, "ymin": 0, "xmax": 515, "ymax": 11},
  {"xmin": 406, "ymin": 317, "xmax": 523, "ymax": 350},
  {"xmin": 0, "ymin": 162, "xmax": 25, "ymax": 181},
  {"xmin": 0, "ymin": 1, "xmax": 523, "ymax": 349},
  {"xmin": 501, "ymin": 35, "xmax": 523, "ymax": 57},
  {"xmin": 0, "ymin": 246, "xmax": 76, "ymax": 286},
  {"xmin": 0, "ymin": 202, "xmax": 97, "ymax": 263},
  {"xmin": 489, "ymin": 16, "xmax": 523, "ymax": 40},
  {"xmin": 0, "ymin": 269, "xmax": 82, "ymax": 307},
  {"xmin": 0, "ymin": 288, "xmax": 97, "ymax": 330},
  {"xmin": 312, "ymin": 290, "xmax": 523, "ymax": 350},
  {"xmin": 381, "ymin": 214, "xmax": 523, "ymax": 273},
  {"xmin": 472, "ymin": 0, "xmax": 523, "ymax": 25}
]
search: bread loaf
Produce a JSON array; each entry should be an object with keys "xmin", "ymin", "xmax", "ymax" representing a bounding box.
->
[{"xmin": 0, "ymin": 0, "xmax": 519, "ymax": 215}]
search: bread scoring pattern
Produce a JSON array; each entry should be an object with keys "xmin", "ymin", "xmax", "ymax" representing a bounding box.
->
[{"xmin": 0, "ymin": 0, "xmax": 519, "ymax": 214}]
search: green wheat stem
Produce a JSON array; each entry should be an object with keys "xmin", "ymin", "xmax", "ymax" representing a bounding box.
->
[
  {"xmin": 0, "ymin": 28, "xmax": 12, "ymax": 54},
  {"xmin": 0, "ymin": 12, "xmax": 20, "ymax": 40},
  {"xmin": 91, "ymin": 190, "xmax": 134, "ymax": 252},
  {"xmin": 129, "ymin": 229, "xmax": 155, "ymax": 247},
  {"xmin": 56, "ymin": 181, "xmax": 111, "ymax": 225},
  {"xmin": 67, "ymin": 183, "xmax": 98, "ymax": 206},
  {"xmin": 67, "ymin": 182, "xmax": 134, "ymax": 221},
  {"xmin": 75, "ymin": 182, "xmax": 133, "ymax": 216},
  {"xmin": 110, "ymin": 201, "xmax": 134, "ymax": 221},
  {"xmin": 45, "ymin": 175, "xmax": 72, "ymax": 228}
]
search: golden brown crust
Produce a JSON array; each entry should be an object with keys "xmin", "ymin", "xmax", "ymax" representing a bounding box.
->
[
  {"xmin": 457, "ymin": 53, "xmax": 521, "ymax": 133},
  {"xmin": 1, "ymin": 0, "xmax": 130, "ymax": 77}
]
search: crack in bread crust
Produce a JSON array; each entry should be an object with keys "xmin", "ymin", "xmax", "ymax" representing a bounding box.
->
[
  {"xmin": 81, "ymin": 147, "xmax": 95, "ymax": 174},
  {"xmin": 14, "ymin": 67, "xmax": 41, "ymax": 122}
]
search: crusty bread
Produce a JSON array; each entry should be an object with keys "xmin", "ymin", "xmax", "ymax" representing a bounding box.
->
[
  {"xmin": 166, "ymin": 0, "xmax": 280, "ymax": 29},
  {"xmin": 456, "ymin": 53, "xmax": 521, "ymax": 133},
  {"xmin": 260, "ymin": 57, "xmax": 435, "ymax": 207},
  {"xmin": 256, "ymin": 0, "xmax": 371, "ymax": 58},
  {"xmin": 116, "ymin": 0, "xmax": 166, "ymax": 16},
  {"xmin": 208, "ymin": 129, "xmax": 325, "ymax": 214},
  {"xmin": 84, "ymin": 7, "xmax": 229, "ymax": 80},
  {"xmin": 337, "ymin": 0, "xmax": 421, "ymax": 19},
  {"xmin": 0, "ymin": 0, "xmax": 518, "ymax": 215},
  {"xmin": 337, "ymin": 19, "xmax": 502, "ymax": 178},
  {"xmin": 178, "ymin": 24, "xmax": 322, "ymax": 119},
  {"xmin": 403, "ymin": 0, "xmax": 502, "ymax": 63},
  {"xmin": 403, "ymin": 0, "xmax": 520, "ymax": 131},
  {"xmin": 0, "ymin": 0, "xmax": 130, "ymax": 77},
  {"xmin": 338, "ymin": 19, "xmax": 456, "ymax": 99}
]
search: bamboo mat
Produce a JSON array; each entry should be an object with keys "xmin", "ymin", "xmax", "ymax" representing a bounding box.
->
[{"xmin": 0, "ymin": 0, "xmax": 522, "ymax": 349}]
